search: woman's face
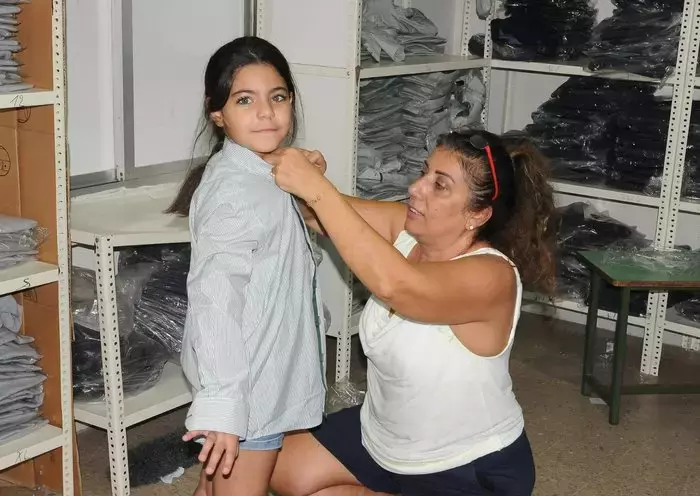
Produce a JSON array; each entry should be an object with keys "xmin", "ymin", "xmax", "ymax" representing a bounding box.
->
[{"xmin": 404, "ymin": 147, "xmax": 479, "ymax": 241}]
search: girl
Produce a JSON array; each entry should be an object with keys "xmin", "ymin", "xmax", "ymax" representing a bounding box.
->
[{"xmin": 167, "ymin": 37, "xmax": 326, "ymax": 495}]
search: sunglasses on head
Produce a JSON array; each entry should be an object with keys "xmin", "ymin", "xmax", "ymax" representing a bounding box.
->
[{"xmin": 468, "ymin": 134, "xmax": 499, "ymax": 201}]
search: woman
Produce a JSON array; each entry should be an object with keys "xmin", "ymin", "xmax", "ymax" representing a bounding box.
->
[{"xmin": 265, "ymin": 130, "xmax": 556, "ymax": 495}]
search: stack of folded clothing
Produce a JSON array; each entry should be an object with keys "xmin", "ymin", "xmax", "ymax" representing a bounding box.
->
[
  {"xmin": 609, "ymin": 97, "xmax": 700, "ymax": 194},
  {"xmin": 526, "ymin": 79, "xmax": 654, "ymax": 185},
  {"xmin": 356, "ymin": 77, "xmax": 411, "ymax": 200},
  {"xmin": 0, "ymin": 295, "xmax": 48, "ymax": 443},
  {"xmin": 361, "ymin": 0, "xmax": 446, "ymax": 63},
  {"xmin": 585, "ymin": 0, "xmax": 683, "ymax": 79},
  {"xmin": 357, "ymin": 71, "xmax": 486, "ymax": 200},
  {"xmin": 0, "ymin": 214, "xmax": 48, "ymax": 269},
  {"xmin": 0, "ymin": 1, "xmax": 32, "ymax": 93},
  {"xmin": 469, "ymin": 0, "xmax": 597, "ymax": 61}
]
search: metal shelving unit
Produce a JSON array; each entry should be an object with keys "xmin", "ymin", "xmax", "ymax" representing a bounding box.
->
[
  {"xmin": 488, "ymin": 0, "xmax": 700, "ymax": 374},
  {"xmin": 260, "ymin": 0, "xmax": 700, "ymax": 381},
  {"xmin": 70, "ymin": 180, "xmax": 190, "ymax": 496},
  {"xmin": 0, "ymin": 0, "xmax": 74, "ymax": 494}
]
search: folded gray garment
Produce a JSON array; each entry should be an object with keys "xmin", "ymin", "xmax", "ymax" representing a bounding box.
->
[
  {"xmin": 0, "ymin": 362, "xmax": 41, "ymax": 374},
  {"xmin": 0, "ymin": 385, "xmax": 42, "ymax": 406},
  {"xmin": 0, "ymin": 327, "xmax": 33, "ymax": 346},
  {"xmin": 0, "ymin": 6, "xmax": 21, "ymax": 15},
  {"xmin": 0, "ymin": 374, "xmax": 45, "ymax": 402},
  {"xmin": 0, "ymin": 388, "xmax": 43, "ymax": 412},
  {"xmin": 0, "ymin": 341, "xmax": 41, "ymax": 362},
  {"xmin": 0, "ymin": 296, "xmax": 21, "ymax": 333},
  {"xmin": 0, "ymin": 417, "xmax": 48, "ymax": 444},
  {"xmin": 0, "ymin": 215, "xmax": 37, "ymax": 234}
]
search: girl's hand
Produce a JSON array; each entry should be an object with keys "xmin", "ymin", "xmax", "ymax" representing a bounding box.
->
[
  {"xmin": 265, "ymin": 148, "xmax": 330, "ymax": 202},
  {"xmin": 183, "ymin": 430, "xmax": 240, "ymax": 476}
]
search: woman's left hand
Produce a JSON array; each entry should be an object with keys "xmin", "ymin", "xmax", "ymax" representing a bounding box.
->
[{"xmin": 264, "ymin": 148, "xmax": 330, "ymax": 202}]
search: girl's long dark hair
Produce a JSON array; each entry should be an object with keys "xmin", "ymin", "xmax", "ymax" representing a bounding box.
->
[{"xmin": 167, "ymin": 36, "xmax": 299, "ymax": 216}]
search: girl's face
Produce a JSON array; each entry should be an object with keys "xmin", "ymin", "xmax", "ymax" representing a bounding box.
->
[{"xmin": 211, "ymin": 63, "xmax": 293, "ymax": 154}]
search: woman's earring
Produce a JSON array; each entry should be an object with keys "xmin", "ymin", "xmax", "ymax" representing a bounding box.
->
[{"xmin": 468, "ymin": 225, "xmax": 474, "ymax": 231}]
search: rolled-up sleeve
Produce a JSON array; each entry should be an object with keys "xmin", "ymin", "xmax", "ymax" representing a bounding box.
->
[{"xmin": 184, "ymin": 191, "xmax": 261, "ymax": 438}]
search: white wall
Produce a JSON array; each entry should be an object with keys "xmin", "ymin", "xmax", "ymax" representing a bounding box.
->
[
  {"xmin": 131, "ymin": 0, "xmax": 245, "ymax": 167},
  {"xmin": 66, "ymin": 0, "xmax": 117, "ymax": 176},
  {"xmin": 67, "ymin": 0, "xmax": 246, "ymax": 181}
]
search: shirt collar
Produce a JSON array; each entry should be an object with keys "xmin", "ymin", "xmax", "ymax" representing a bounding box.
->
[{"xmin": 222, "ymin": 138, "xmax": 274, "ymax": 179}]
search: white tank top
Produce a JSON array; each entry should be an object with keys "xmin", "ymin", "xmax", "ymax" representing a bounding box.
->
[{"xmin": 359, "ymin": 231, "xmax": 524, "ymax": 475}]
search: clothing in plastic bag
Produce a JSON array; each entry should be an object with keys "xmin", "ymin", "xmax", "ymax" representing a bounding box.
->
[
  {"xmin": 119, "ymin": 245, "xmax": 190, "ymax": 361},
  {"xmin": 584, "ymin": 5, "xmax": 682, "ymax": 80},
  {"xmin": 0, "ymin": 214, "xmax": 49, "ymax": 269},
  {"xmin": 468, "ymin": 0, "xmax": 597, "ymax": 61},
  {"xmin": 0, "ymin": 295, "xmax": 47, "ymax": 443},
  {"xmin": 674, "ymin": 295, "xmax": 700, "ymax": 323},
  {"xmin": 71, "ymin": 265, "xmax": 169, "ymax": 401},
  {"xmin": 0, "ymin": 0, "xmax": 31, "ymax": 93},
  {"xmin": 551, "ymin": 203, "xmax": 690, "ymax": 315},
  {"xmin": 526, "ymin": 78, "xmax": 655, "ymax": 185}
]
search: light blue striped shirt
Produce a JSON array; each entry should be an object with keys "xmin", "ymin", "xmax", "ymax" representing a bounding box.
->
[{"xmin": 181, "ymin": 139, "xmax": 326, "ymax": 440}]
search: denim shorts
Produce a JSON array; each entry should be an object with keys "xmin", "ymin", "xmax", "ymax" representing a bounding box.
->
[
  {"xmin": 239, "ymin": 432, "xmax": 284, "ymax": 451},
  {"xmin": 194, "ymin": 432, "xmax": 284, "ymax": 451}
]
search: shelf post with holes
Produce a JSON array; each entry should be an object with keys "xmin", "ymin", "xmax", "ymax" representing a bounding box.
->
[
  {"xmin": 484, "ymin": 0, "xmax": 700, "ymax": 376},
  {"xmin": 0, "ymin": 0, "xmax": 75, "ymax": 495},
  {"xmin": 69, "ymin": 182, "xmax": 194, "ymax": 496},
  {"xmin": 641, "ymin": 0, "xmax": 700, "ymax": 375}
]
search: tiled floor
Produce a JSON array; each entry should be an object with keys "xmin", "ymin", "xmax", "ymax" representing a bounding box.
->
[{"xmin": 4, "ymin": 313, "xmax": 700, "ymax": 495}]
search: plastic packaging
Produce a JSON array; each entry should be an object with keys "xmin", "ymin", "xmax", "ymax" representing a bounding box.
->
[
  {"xmin": 600, "ymin": 246, "xmax": 698, "ymax": 274},
  {"xmin": 552, "ymin": 202, "xmax": 649, "ymax": 306},
  {"xmin": 72, "ymin": 264, "xmax": 158, "ymax": 338},
  {"xmin": 468, "ymin": 0, "xmax": 597, "ymax": 61},
  {"xmin": 526, "ymin": 79, "xmax": 655, "ymax": 185},
  {"xmin": 675, "ymin": 296, "xmax": 700, "ymax": 323},
  {"xmin": 552, "ymin": 203, "xmax": 692, "ymax": 315},
  {"xmin": 0, "ymin": 214, "xmax": 49, "ymax": 269},
  {"xmin": 584, "ymin": 8, "xmax": 682, "ymax": 80},
  {"xmin": 72, "ymin": 323, "xmax": 168, "ymax": 401},
  {"xmin": 325, "ymin": 379, "xmax": 366, "ymax": 414},
  {"xmin": 71, "ymin": 265, "xmax": 169, "ymax": 401},
  {"xmin": 0, "ymin": 1, "xmax": 32, "ymax": 93},
  {"xmin": 524, "ymin": 77, "xmax": 696, "ymax": 195},
  {"xmin": 119, "ymin": 245, "xmax": 190, "ymax": 361}
]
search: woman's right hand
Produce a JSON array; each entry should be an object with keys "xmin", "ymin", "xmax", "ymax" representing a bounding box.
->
[
  {"xmin": 183, "ymin": 430, "xmax": 240, "ymax": 476},
  {"xmin": 300, "ymin": 149, "xmax": 327, "ymax": 175}
]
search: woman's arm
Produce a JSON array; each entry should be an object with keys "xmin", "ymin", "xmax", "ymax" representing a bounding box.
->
[
  {"xmin": 270, "ymin": 149, "xmax": 514, "ymax": 325},
  {"xmin": 297, "ymin": 195, "xmax": 407, "ymax": 242},
  {"xmin": 295, "ymin": 149, "xmax": 407, "ymax": 242}
]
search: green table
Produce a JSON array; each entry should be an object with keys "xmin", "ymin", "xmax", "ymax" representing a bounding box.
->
[{"xmin": 577, "ymin": 249, "xmax": 700, "ymax": 425}]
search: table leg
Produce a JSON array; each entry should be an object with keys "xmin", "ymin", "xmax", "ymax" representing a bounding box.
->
[
  {"xmin": 609, "ymin": 287, "xmax": 630, "ymax": 425},
  {"xmin": 581, "ymin": 273, "xmax": 601, "ymax": 396}
]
